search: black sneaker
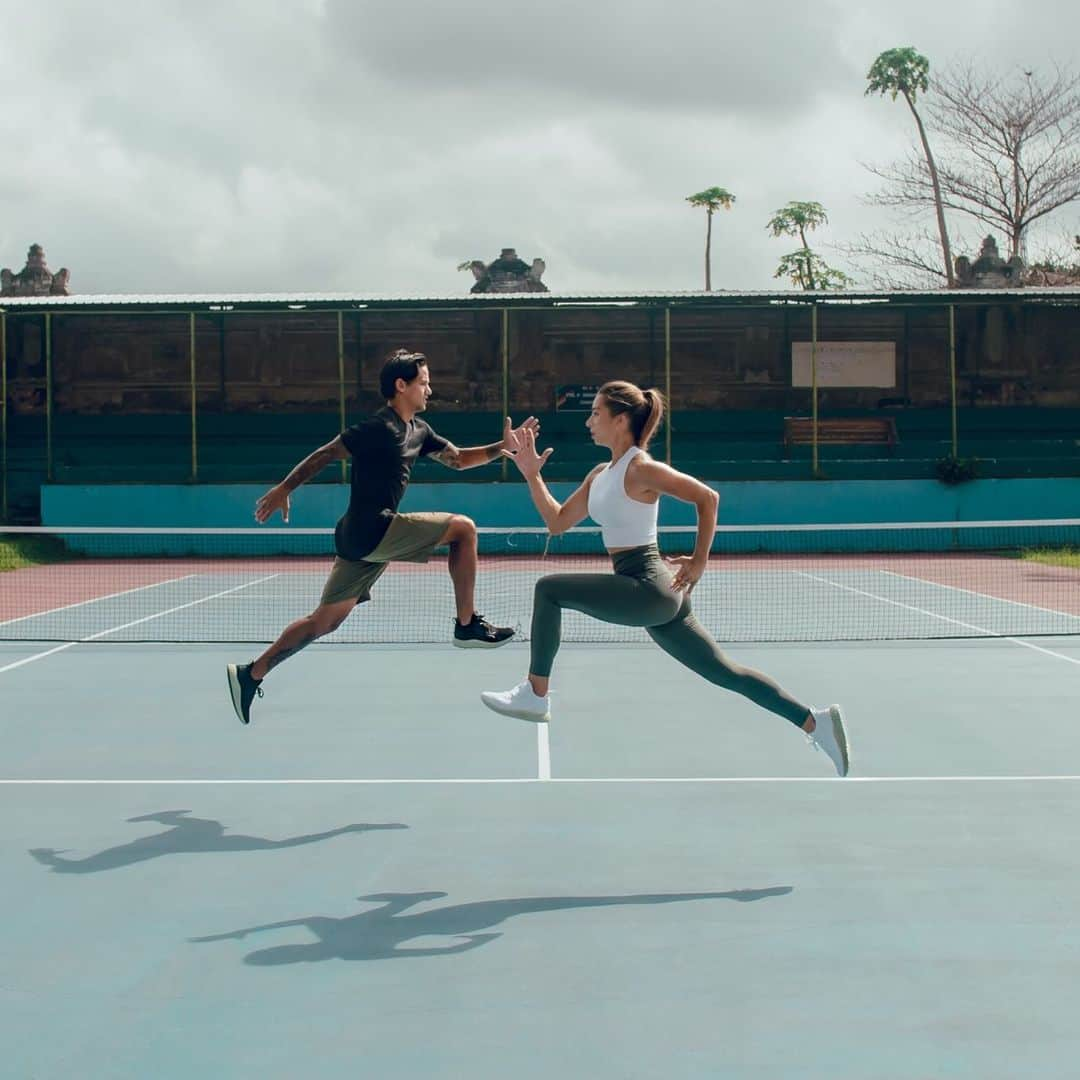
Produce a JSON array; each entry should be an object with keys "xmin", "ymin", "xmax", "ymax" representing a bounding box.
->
[
  {"xmin": 226, "ymin": 662, "xmax": 264, "ymax": 725},
  {"xmin": 452, "ymin": 613, "xmax": 515, "ymax": 649}
]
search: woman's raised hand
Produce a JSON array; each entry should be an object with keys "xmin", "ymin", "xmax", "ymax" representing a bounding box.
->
[
  {"xmin": 501, "ymin": 426, "xmax": 553, "ymax": 478},
  {"xmin": 502, "ymin": 415, "xmax": 541, "ymax": 454}
]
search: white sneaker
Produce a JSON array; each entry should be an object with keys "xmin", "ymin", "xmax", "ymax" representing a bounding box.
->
[
  {"xmin": 807, "ymin": 705, "xmax": 850, "ymax": 777},
  {"xmin": 480, "ymin": 681, "xmax": 551, "ymax": 723}
]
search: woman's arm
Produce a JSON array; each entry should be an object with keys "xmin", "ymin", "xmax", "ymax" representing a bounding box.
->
[
  {"xmin": 503, "ymin": 429, "xmax": 601, "ymax": 535},
  {"xmin": 629, "ymin": 458, "xmax": 719, "ymax": 591}
]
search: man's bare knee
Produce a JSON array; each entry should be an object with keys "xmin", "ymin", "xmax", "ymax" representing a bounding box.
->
[{"xmin": 442, "ymin": 515, "xmax": 477, "ymax": 546}]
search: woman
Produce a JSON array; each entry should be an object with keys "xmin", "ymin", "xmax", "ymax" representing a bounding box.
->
[{"xmin": 481, "ymin": 381, "xmax": 850, "ymax": 776}]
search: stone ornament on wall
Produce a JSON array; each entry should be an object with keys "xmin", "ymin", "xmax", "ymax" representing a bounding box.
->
[
  {"xmin": 460, "ymin": 248, "xmax": 548, "ymax": 293},
  {"xmin": 1, "ymin": 243, "xmax": 71, "ymax": 296},
  {"xmin": 954, "ymin": 235, "xmax": 1024, "ymax": 289}
]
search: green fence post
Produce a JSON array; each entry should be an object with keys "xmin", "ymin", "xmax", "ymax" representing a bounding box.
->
[
  {"xmin": 189, "ymin": 312, "xmax": 198, "ymax": 481},
  {"xmin": 1, "ymin": 312, "xmax": 6, "ymax": 521},
  {"xmin": 811, "ymin": 301, "xmax": 819, "ymax": 477},
  {"xmin": 501, "ymin": 308, "xmax": 509, "ymax": 481},
  {"xmin": 45, "ymin": 312, "xmax": 53, "ymax": 483},
  {"xmin": 337, "ymin": 311, "xmax": 347, "ymax": 483},
  {"xmin": 949, "ymin": 304, "xmax": 958, "ymax": 458},
  {"xmin": 664, "ymin": 306, "xmax": 672, "ymax": 465}
]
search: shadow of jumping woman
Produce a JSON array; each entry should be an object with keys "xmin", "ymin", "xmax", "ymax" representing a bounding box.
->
[{"xmin": 29, "ymin": 809, "xmax": 406, "ymax": 873}]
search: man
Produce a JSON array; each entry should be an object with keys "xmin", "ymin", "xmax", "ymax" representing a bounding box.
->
[{"xmin": 226, "ymin": 348, "xmax": 535, "ymax": 725}]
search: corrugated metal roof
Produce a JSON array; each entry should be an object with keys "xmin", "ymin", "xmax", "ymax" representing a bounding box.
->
[{"xmin": 1, "ymin": 287, "xmax": 1079, "ymax": 311}]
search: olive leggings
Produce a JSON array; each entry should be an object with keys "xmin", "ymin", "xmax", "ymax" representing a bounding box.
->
[{"xmin": 529, "ymin": 544, "xmax": 810, "ymax": 728}]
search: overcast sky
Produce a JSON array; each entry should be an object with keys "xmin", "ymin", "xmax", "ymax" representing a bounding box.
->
[{"xmin": 1, "ymin": 0, "xmax": 1076, "ymax": 296}]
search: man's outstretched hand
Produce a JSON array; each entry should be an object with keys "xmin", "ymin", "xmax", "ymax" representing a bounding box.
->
[
  {"xmin": 255, "ymin": 485, "xmax": 290, "ymax": 524},
  {"xmin": 502, "ymin": 415, "xmax": 541, "ymax": 454}
]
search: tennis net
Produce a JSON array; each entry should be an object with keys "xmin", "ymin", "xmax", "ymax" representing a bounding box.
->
[{"xmin": 2, "ymin": 521, "xmax": 1079, "ymax": 644}]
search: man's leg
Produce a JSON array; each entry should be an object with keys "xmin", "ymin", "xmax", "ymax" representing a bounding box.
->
[
  {"xmin": 437, "ymin": 514, "xmax": 514, "ymax": 648},
  {"xmin": 250, "ymin": 598, "xmax": 357, "ymax": 680},
  {"xmin": 439, "ymin": 514, "xmax": 478, "ymax": 625},
  {"xmin": 227, "ymin": 598, "xmax": 358, "ymax": 725}
]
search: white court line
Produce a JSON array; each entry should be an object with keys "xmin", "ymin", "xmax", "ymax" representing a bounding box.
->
[
  {"xmin": 537, "ymin": 723, "xmax": 551, "ymax": 781},
  {"xmin": 0, "ymin": 574, "xmax": 198, "ymax": 628},
  {"xmin": 880, "ymin": 569, "xmax": 1080, "ymax": 625},
  {"xmin": 796, "ymin": 571, "xmax": 1080, "ymax": 667},
  {"xmin": 0, "ymin": 574, "xmax": 280, "ymax": 675},
  {"xmin": 3, "ymin": 776, "xmax": 1080, "ymax": 785}
]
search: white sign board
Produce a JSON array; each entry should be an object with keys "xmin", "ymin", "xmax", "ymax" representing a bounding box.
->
[{"xmin": 791, "ymin": 341, "xmax": 896, "ymax": 388}]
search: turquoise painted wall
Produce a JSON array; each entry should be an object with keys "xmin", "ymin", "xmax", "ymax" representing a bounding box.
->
[{"xmin": 41, "ymin": 478, "xmax": 1080, "ymax": 528}]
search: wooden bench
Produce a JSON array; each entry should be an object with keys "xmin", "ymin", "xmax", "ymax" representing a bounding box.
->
[{"xmin": 783, "ymin": 416, "xmax": 897, "ymax": 453}]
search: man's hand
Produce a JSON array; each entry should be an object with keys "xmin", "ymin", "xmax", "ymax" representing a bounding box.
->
[
  {"xmin": 255, "ymin": 485, "xmax": 291, "ymax": 524},
  {"xmin": 501, "ymin": 427, "xmax": 553, "ymax": 479},
  {"xmin": 502, "ymin": 415, "xmax": 540, "ymax": 453},
  {"xmin": 665, "ymin": 554, "xmax": 707, "ymax": 593}
]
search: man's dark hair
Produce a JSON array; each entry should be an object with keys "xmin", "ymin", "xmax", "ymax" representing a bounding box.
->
[{"xmin": 380, "ymin": 349, "xmax": 428, "ymax": 400}]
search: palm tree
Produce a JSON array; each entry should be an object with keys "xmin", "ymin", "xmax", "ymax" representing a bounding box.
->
[
  {"xmin": 767, "ymin": 201, "xmax": 853, "ymax": 290},
  {"xmin": 866, "ymin": 47, "xmax": 955, "ymax": 287},
  {"xmin": 685, "ymin": 187, "xmax": 736, "ymax": 291}
]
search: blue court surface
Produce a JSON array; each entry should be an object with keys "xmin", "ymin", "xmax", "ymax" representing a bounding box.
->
[{"xmin": 3, "ymin": 631, "xmax": 1080, "ymax": 1079}]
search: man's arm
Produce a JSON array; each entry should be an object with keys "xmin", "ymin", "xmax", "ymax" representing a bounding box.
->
[
  {"xmin": 430, "ymin": 416, "xmax": 540, "ymax": 471},
  {"xmin": 430, "ymin": 440, "xmax": 501, "ymax": 470},
  {"xmin": 255, "ymin": 437, "xmax": 349, "ymax": 523}
]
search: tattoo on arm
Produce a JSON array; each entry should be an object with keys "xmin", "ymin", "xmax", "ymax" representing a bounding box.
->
[
  {"xmin": 432, "ymin": 444, "xmax": 464, "ymax": 469},
  {"xmin": 282, "ymin": 446, "xmax": 337, "ymax": 492}
]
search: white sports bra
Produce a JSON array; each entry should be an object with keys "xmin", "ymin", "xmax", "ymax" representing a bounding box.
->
[{"xmin": 587, "ymin": 445, "xmax": 658, "ymax": 549}]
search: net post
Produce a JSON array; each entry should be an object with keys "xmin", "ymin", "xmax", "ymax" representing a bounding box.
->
[
  {"xmin": 189, "ymin": 312, "xmax": 198, "ymax": 482},
  {"xmin": 501, "ymin": 307, "xmax": 509, "ymax": 481},
  {"xmin": 337, "ymin": 310, "xmax": 346, "ymax": 483},
  {"xmin": 1, "ymin": 311, "xmax": 6, "ymax": 522},
  {"xmin": 811, "ymin": 301, "xmax": 819, "ymax": 478},
  {"xmin": 45, "ymin": 312, "xmax": 53, "ymax": 483},
  {"xmin": 664, "ymin": 306, "xmax": 672, "ymax": 465},
  {"xmin": 949, "ymin": 303, "xmax": 958, "ymax": 458}
]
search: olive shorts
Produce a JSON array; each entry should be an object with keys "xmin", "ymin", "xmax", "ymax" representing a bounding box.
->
[{"xmin": 319, "ymin": 512, "xmax": 454, "ymax": 606}]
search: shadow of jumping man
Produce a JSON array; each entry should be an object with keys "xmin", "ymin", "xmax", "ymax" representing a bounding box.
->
[
  {"xmin": 190, "ymin": 886, "xmax": 793, "ymax": 964},
  {"xmin": 28, "ymin": 810, "xmax": 407, "ymax": 873}
]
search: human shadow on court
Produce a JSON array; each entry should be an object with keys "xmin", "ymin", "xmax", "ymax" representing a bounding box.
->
[
  {"xmin": 28, "ymin": 810, "xmax": 407, "ymax": 873},
  {"xmin": 190, "ymin": 886, "xmax": 793, "ymax": 964}
]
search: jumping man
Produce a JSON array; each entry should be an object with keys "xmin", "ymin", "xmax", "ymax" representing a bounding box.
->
[{"xmin": 227, "ymin": 348, "xmax": 534, "ymax": 725}]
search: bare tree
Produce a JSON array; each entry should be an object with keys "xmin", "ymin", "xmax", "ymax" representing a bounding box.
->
[{"xmin": 867, "ymin": 62, "xmax": 1080, "ymax": 265}]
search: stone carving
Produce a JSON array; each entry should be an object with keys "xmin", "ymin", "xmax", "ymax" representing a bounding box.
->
[
  {"xmin": 461, "ymin": 248, "xmax": 548, "ymax": 293},
  {"xmin": 954, "ymin": 235, "xmax": 1024, "ymax": 288},
  {"xmin": 1, "ymin": 244, "xmax": 71, "ymax": 296}
]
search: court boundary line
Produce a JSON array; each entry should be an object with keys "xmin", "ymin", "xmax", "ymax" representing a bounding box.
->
[
  {"xmin": 880, "ymin": 569, "xmax": 1080, "ymax": 624},
  {"xmin": 4, "ymin": 775, "xmax": 1080, "ymax": 785},
  {"xmin": 0, "ymin": 574, "xmax": 281, "ymax": 675},
  {"xmin": 795, "ymin": 571, "xmax": 1080, "ymax": 667},
  {"xmin": 0, "ymin": 574, "xmax": 199, "ymax": 629},
  {"xmin": 537, "ymin": 723, "xmax": 551, "ymax": 781}
]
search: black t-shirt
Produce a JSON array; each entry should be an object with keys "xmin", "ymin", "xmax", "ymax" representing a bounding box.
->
[{"xmin": 335, "ymin": 406, "xmax": 448, "ymax": 559}]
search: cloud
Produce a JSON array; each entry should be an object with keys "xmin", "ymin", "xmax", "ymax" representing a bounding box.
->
[
  {"xmin": 324, "ymin": 0, "xmax": 857, "ymax": 117},
  {"xmin": 0, "ymin": 0, "xmax": 1076, "ymax": 294}
]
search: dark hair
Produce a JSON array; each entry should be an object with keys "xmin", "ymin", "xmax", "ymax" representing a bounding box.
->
[
  {"xmin": 597, "ymin": 381, "xmax": 665, "ymax": 449},
  {"xmin": 379, "ymin": 349, "xmax": 428, "ymax": 400}
]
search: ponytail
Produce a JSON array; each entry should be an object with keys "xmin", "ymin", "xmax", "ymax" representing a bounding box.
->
[{"xmin": 598, "ymin": 380, "xmax": 666, "ymax": 450}]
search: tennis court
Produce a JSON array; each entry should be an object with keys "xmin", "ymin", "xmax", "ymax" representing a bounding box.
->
[{"xmin": 3, "ymin": 523, "xmax": 1080, "ymax": 1077}]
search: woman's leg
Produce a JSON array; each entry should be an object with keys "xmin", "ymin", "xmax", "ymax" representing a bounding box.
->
[
  {"xmin": 529, "ymin": 572, "xmax": 681, "ymax": 689},
  {"xmin": 647, "ymin": 609, "xmax": 811, "ymax": 728}
]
